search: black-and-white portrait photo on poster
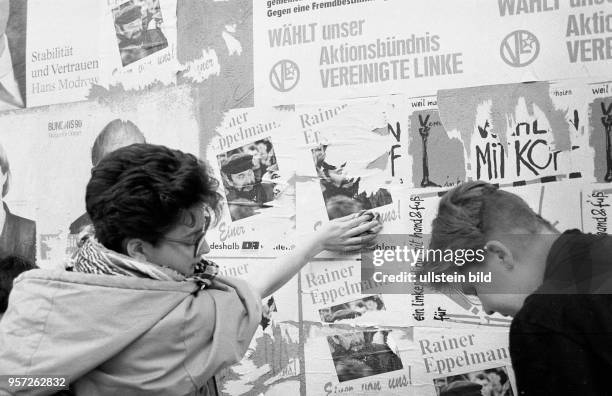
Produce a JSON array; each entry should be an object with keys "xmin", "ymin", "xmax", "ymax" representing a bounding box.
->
[
  {"xmin": 0, "ymin": 0, "xmax": 26, "ymax": 111},
  {"xmin": 434, "ymin": 366, "xmax": 515, "ymax": 396},
  {"xmin": 112, "ymin": 0, "xmax": 168, "ymax": 66},
  {"xmin": 327, "ymin": 330, "xmax": 403, "ymax": 383},
  {"xmin": 0, "ymin": 141, "xmax": 35, "ymax": 263},
  {"xmin": 68, "ymin": 119, "xmax": 146, "ymax": 237},
  {"xmin": 217, "ymin": 137, "xmax": 280, "ymax": 222},
  {"xmin": 311, "ymin": 143, "xmax": 392, "ymax": 220},
  {"xmin": 319, "ymin": 295, "xmax": 385, "ymax": 323}
]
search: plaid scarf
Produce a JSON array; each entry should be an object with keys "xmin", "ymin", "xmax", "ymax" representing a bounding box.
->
[{"xmin": 70, "ymin": 235, "xmax": 218, "ymax": 291}]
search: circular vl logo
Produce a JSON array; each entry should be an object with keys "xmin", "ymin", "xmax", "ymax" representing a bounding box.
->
[
  {"xmin": 269, "ymin": 60, "xmax": 300, "ymax": 92},
  {"xmin": 500, "ymin": 30, "xmax": 540, "ymax": 67}
]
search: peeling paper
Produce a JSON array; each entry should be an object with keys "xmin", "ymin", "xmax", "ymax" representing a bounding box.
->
[{"xmin": 205, "ymin": 106, "xmax": 297, "ymax": 257}]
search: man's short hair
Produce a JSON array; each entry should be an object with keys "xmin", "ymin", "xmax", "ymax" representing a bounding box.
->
[
  {"xmin": 91, "ymin": 119, "xmax": 146, "ymax": 166},
  {"xmin": 0, "ymin": 142, "xmax": 10, "ymax": 197},
  {"xmin": 86, "ymin": 144, "xmax": 222, "ymax": 253},
  {"xmin": 425, "ymin": 181, "xmax": 553, "ymax": 277},
  {"xmin": 0, "ymin": 255, "xmax": 36, "ymax": 313}
]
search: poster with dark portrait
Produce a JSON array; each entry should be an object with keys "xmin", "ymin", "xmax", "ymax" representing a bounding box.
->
[
  {"xmin": 35, "ymin": 85, "xmax": 200, "ymax": 269},
  {"xmin": 0, "ymin": 110, "xmax": 39, "ymax": 264},
  {"xmin": 111, "ymin": 0, "xmax": 168, "ymax": 67},
  {"xmin": 300, "ymin": 259, "xmax": 415, "ymax": 327},
  {"xmin": 413, "ymin": 327, "xmax": 516, "ymax": 394},
  {"xmin": 295, "ymin": 98, "xmax": 409, "ymax": 259},
  {"xmin": 205, "ymin": 106, "xmax": 296, "ymax": 258},
  {"xmin": 0, "ymin": 0, "xmax": 26, "ymax": 111},
  {"xmin": 303, "ymin": 325, "xmax": 413, "ymax": 394}
]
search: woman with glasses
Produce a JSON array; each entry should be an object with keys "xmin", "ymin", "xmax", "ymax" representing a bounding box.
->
[{"xmin": 0, "ymin": 144, "xmax": 382, "ymax": 395}]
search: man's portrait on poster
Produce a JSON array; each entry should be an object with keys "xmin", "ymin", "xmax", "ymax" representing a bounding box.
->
[
  {"xmin": 0, "ymin": 142, "xmax": 35, "ymax": 263},
  {"xmin": 112, "ymin": 0, "xmax": 168, "ymax": 67},
  {"xmin": 217, "ymin": 137, "xmax": 281, "ymax": 222},
  {"xmin": 0, "ymin": 0, "xmax": 26, "ymax": 111},
  {"xmin": 319, "ymin": 295, "xmax": 385, "ymax": 323},
  {"xmin": 327, "ymin": 330, "xmax": 403, "ymax": 383}
]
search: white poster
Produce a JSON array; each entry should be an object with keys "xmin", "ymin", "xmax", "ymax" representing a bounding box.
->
[
  {"xmin": 215, "ymin": 257, "xmax": 301, "ymax": 396},
  {"xmin": 301, "ymin": 260, "xmax": 413, "ymax": 327},
  {"xmin": 303, "ymin": 325, "xmax": 415, "ymax": 395},
  {"xmin": 98, "ymin": 0, "xmax": 180, "ymax": 90},
  {"xmin": 294, "ymin": 98, "xmax": 408, "ymax": 259},
  {"xmin": 26, "ymin": 0, "xmax": 180, "ymax": 108},
  {"xmin": 254, "ymin": 0, "xmax": 611, "ymax": 105},
  {"xmin": 26, "ymin": 0, "xmax": 104, "ymax": 107},
  {"xmin": 412, "ymin": 327, "xmax": 515, "ymax": 395},
  {"xmin": 205, "ymin": 106, "xmax": 296, "ymax": 257},
  {"xmin": 35, "ymin": 85, "xmax": 200, "ymax": 268}
]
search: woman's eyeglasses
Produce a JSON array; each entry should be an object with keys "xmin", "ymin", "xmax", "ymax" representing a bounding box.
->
[
  {"xmin": 160, "ymin": 212, "xmax": 211, "ymax": 257},
  {"xmin": 161, "ymin": 231, "xmax": 208, "ymax": 257}
]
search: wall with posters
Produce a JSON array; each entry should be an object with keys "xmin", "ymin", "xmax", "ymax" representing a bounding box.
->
[{"xmin": 0, "ymin": 0, "xmax": 611, "ymax": 394}]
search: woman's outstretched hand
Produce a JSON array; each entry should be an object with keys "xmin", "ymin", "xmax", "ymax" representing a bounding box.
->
[
  {"xmin": 248, "ymin": 211, "xmax": 382, "ymax": 299},
  {"xmin": 316, "ymin": 211, "xmax": 383, "ymax": 252}
]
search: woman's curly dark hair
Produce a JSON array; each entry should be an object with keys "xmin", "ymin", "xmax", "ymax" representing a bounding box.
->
[{"xmin": 86, "ymin": 143, "xmax": 223, "ymax": 253}]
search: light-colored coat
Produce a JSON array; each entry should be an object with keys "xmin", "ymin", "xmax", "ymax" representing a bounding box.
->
[{"xmin": 0, "ymin": 269, "xmax": 262, "ymax": 395}]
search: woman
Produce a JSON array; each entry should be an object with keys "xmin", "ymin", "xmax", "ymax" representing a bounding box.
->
[{"xmin": 0, "ymin": 144, "xmax": 381, "ymax": 395}]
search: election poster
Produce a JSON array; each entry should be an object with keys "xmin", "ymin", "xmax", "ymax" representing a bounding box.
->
[
  {"xmin": 302, "ymin": 325, "xmax": 414, "ymax": 395},
  {"xmin": 255, "ymin": 0, "xmax": 611, "ymax": 106},
  {"xmin": 387, "ymin": 94, "xmax": 466, "ymax": 190},
  {"xmin": 35, "ymin": 85, "xmax": 200, "ymax": 268},
  {"xmin": 26, "ymin": 0, "xmax": 104, "ymax": 107},
  {"xmin": 587, "ymin": 80, "xmax": 612, "ymax": 183},
  {"xmin": 412, "ymin": 327, "xmax": 515, "ymax": 395},
  {"xmin": 294, "ymin": 97, "xmax": 409, "ymax": 259},
  {"xmin": 1, "ymin": 0, "xmax": 27, "ymax": 110},
  {"xmin": 215, "ymin": 257, "xmax": 301, "ymax": 396},
  {"xmin": 437, "ymin": 81, "xmax": 590, "ymax": 185},
  {"xmin": 205, "ymin": 106, "xmax": 297, "ymax": 257},
  {"xmin": 301, "ymin": 259, "xmax": 413, "ymax": 328},
  {"xmin": 97, "ymin": 0, "xmax": 180, "ymax": 91},
  {"xmin": 0, "ymin": 110, "xmax": 40, "ymax": 264}
]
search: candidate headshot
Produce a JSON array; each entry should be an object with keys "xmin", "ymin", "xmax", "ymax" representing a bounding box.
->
[
  {"xmin": 218, "ymin": 152, "xmax": 276, "ymax": 222},
  {"xmin": 69, "ymin": 119, "xmax": 146, "ymax": 235},
  {"xmin": 113, "ymin": 1, "xmax": 168, "ymax": 66},
  {"xmin": 0, "ymin": 0, "xmax": 26, "ymax": 111},
  {"xmin": 0, "ymin": 142, "xmax": 36, "ymax": 262}
]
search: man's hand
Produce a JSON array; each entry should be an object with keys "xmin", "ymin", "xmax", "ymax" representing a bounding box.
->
[{"xmin": 316, "ymin": 211, "xmax": 382, "ymax": 252}]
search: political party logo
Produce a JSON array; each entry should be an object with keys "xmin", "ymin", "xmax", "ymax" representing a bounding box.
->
[
  {"xmin": 269, "ymin": 60, "xmax": 300, "ymax": 92},
  {"xmin": 500, "ymin": 30, "xmax": 540, "ymax": 67}
]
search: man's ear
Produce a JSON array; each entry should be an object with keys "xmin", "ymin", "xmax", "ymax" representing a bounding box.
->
[
  {"xmin": 125, "ymin": 238, "xmax": 149, "ymax": 262},
  {"xmin": 484, "ymin": 240, "xmax": 514, "ymax": 270}
]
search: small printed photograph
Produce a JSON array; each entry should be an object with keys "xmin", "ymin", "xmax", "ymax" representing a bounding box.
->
[
  {"xmin": 327, "ymin": 330, "xmax": 403, "ymax": 383},
  {"xmin": 311, "ymin": 143, "xmax": 392, "ymax": 220},
  {"xmin": 318, "ymin": 295, "xmax": 385, "ymax": 323},
  {"xmin": 434, "ymin": 366, "xmax": 514, "ymax": 396},
  {"xmin": 217, "ymin": 137, "xmax": 280, "ymax": 221},
  {"xmin": 112, "ymin": 0, "xmax": 168, "ymax": 66},
  {"xmin": 260, "ymin": 296, "xmax": 277, "ymax": 330}
]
